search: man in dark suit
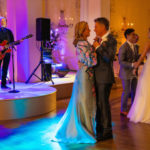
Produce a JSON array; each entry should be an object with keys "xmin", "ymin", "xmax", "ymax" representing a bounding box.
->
[
  {"xmin": 118, "ymin": 28, "xmax": 139, "ymax": 116},
  {"xmin": 93, "ymin": 17, "xmax": 117, "ymax": 141},
  {"xmin": 0, "ymin": 17, "xmax": 14, "ymax": 89}
]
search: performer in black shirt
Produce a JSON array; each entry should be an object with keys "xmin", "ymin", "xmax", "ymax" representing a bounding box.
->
[{"xmin": 0, "ymin": 17, "xmax": 14, "ymax": 89}]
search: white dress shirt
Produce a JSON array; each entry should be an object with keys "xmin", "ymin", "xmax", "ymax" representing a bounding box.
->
[
  {"xmin": 95, "ymin": 31, "xmax": 110, "ymax": 50},
  {"xmin": 127, "ymin": 40, "xmax": 135, "ymax": 52},
  {"xmin": 127, "ymin": 40, "xmax": 136, "ymax": 68}
]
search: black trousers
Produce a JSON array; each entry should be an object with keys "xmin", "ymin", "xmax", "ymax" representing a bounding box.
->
[
  {"xmin": 0, "ymin": 53, "xmax": 10, "ymax": 86},
  {"xmin": 95, "ymin": 83, "xmax": 112, "ymax": 135}
]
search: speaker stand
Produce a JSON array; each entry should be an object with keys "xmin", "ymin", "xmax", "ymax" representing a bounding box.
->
[{"xmin": 25, "ymin": 42, "xmax": 54, "ymax": 84}]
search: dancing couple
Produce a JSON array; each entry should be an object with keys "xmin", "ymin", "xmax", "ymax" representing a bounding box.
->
[
  {"xmin": 51, "ymin": 17, "xmax": 117, "ymax": 143},
  {"xmin": 119, "ymin": 27, "xmax": 150, "ymax": 124}
]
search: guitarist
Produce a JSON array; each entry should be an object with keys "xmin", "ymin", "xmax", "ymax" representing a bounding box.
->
[{"xmin": 0, "ymin": 17, "xmax": 14, "ymax": 89}]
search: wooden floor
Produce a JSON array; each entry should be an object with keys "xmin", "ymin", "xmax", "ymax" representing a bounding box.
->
[{"xmin": 0, "ymin": 86, "xmax": 150, "ymax": 150}]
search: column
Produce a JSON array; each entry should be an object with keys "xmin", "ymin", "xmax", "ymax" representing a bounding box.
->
[{"xmin": 7, "ymin": 0, "xmax": 44, "ymax": 82}]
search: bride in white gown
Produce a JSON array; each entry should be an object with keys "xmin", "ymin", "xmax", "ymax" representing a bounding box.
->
[{"xmin": 127, "ymin": 28, "xmax": 150, "ymax": 123}]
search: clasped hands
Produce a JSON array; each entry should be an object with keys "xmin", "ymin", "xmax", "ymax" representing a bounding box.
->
[{"xmin": 93, "ymin": 37, "xmax": 100, "ymax": 49}]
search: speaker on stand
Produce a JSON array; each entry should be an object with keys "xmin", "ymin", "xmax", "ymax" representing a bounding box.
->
[
  {"xmin": 26, "ymin": 18, "xmax": 54, "ymax": 84},
  {"xmin": 36, "ymin": 18, "xmax": 50, "ymax": 41}
]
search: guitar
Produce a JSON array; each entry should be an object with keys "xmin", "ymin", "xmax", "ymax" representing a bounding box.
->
[{"xmin": 0, "ymin": 34, "xmax": 33, "ymax": 60}]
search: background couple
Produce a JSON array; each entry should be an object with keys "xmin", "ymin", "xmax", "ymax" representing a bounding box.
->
[
  {"xmin": 119, "ymin": 27, "xmax": 150, "ymax": 124},
  {"xmin": 51, "ymin": 17, "xmax": 117, "ymax": 143}
]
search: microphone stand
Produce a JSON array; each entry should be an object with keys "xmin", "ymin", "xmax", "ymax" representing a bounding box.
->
[{"xmin": 9, "ymin": 46, "xmax": 20, "ymax": 93}]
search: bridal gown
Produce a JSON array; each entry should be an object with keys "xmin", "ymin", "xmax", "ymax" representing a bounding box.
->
[
  {"xmin": 128, "ymin": 52, "xmax": 150, "ymax": 123},
  {"xmin": 51, "ymin": 40, "xmax": 97, "ymax": 143}
]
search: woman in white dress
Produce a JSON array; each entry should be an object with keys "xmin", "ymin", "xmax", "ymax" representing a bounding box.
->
[{"xmin": 127, "ymin": 28, "xmax": 150, "ymax": 123}]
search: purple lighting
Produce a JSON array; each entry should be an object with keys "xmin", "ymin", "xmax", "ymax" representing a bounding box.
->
[{"xmin": 7, "ymin": 0, "xmax": 30, "ymax": 82}]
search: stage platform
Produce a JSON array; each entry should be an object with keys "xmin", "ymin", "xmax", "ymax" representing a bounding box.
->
[
  {"xmin": 0, "ymin": 82, "xmax": 56, "ymax": 121},
  {"xmin": 0, "ymin": 71, "xmax": 121, "ymax": 121},
  {"xmin": 0, "ymin": 72, "xmax": 76, "ymax": 121},
  {"xmin": 47, "ymin": 71, "xmax": 76, "ymax": 100}
]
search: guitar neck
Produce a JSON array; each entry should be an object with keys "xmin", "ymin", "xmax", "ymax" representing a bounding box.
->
[
  {"xmin": 2, "ymin": 34, "xmax": 33, "ymax": 51},
  {"xmin": 4, "ymin": 40, "xmax": 20, "ymax": 49}
]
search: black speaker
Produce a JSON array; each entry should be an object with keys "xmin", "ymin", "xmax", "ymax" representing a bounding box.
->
[{"xmin": 36, "ymin": 18, "xmax": 50, "ymax": 41}]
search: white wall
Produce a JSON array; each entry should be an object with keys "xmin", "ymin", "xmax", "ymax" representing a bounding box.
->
[
  {"xmin": 45, "ymin": 0, "xmax": 80, "ymax": 70},
  {"xmin": 80, "ymin": 0, "xmax": 110, "ymax": 43},
  {"xmin": 7, "ymin": 0, "xmax": 43, "ymax": 82},
  {"xmin": 6, "ymin": 0, "xmax": 111, "ymax": 82}
]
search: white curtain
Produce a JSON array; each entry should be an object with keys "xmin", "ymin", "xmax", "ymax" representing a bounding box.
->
[{"xmin": 0, "ymin": 0, "xmax": 6, "ymax": 17}]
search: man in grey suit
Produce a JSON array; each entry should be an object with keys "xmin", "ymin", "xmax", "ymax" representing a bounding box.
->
[
  {"xmin": 93, "ymin": 17, "xmax": 117, "ymax": 141},
  {"xmin": 118, "ymin": 28, "xmax": 139, "ymax": 116}
]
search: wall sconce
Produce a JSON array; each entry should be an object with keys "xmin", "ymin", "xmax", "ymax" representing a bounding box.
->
[{"xmin": 121, "ymin": 17, "xmax": 134, "ymax": 31}]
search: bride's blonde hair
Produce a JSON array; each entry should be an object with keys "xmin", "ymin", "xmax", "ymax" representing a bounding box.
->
[{"xmin": 73, "ymin": 21, "xmax": 88, "ymax": 47}]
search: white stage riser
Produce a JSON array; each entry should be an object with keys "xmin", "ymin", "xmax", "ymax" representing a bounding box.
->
[{"xmin": 0, "ymin": 93, "xmax": 56, "ymax": 120}]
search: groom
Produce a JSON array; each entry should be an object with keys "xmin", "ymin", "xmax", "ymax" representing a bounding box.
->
[
  {"xmin": 93, "ymin": 17, "xmax": 117, "ymax": 141},
  {"xmin": 118, "ymin": 28, "xmax": 139, "ymax": 116}
]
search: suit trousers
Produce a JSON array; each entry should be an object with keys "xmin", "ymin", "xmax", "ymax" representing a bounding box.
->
[
  {"xmin": 95, "ymin": 83, "xmax": 112, "ymax": 135},
  {"xmin": 0, "ymin": 53, "xmax": 10, "ymax": 87},
  {"xmin": 121, "ymin": 77, "xmax": 137, "ymax": 112}
]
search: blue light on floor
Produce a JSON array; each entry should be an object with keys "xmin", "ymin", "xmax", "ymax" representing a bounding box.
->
[{"xmin": 0, "ymin": 114, "xmax": 96, "ymax": 150}]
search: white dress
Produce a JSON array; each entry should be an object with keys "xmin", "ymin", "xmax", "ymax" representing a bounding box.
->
[{"xmin": 128, "ymin": 52, "xmax": 150, "ymax": 123}]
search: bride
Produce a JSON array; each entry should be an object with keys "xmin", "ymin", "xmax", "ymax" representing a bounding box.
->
[
  {"xmin": 51, "ymin": 21, "xmax": 97, "ymax": 143},
  {"xmin": 127, "ymin": 28, "xmax": 150, "ymax": 123}
]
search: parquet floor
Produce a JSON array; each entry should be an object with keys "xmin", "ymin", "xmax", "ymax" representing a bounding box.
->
[{"xmin": 0, "ymin": 87, "xmax": 150, "ymax": 150}]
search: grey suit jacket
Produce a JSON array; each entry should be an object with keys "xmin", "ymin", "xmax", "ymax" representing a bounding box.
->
[
  {"xmin": 94, "ymin": 34, "xmax": 117, "ymax": 84},
  {"xmin": 118, "ymin": 42, "xmax": 139, "ymax": 80}
]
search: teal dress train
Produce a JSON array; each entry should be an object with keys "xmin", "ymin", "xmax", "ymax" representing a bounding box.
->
[{"xmin": 51, "ymin": 40, "xmax": 97, "ymax": 143}]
